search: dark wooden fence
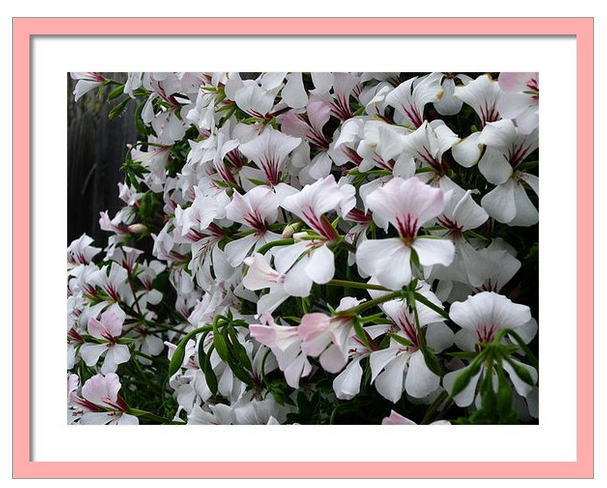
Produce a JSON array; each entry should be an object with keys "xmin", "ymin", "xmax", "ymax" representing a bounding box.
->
[{"xmin": 67, "ymin": 72, "xmax": 139, "ymax": 246}]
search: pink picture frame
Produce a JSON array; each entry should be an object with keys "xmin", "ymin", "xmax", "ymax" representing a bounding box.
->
[{"xmin": 13, "ymin": 17, "xmax": 593, "ymax": 478}]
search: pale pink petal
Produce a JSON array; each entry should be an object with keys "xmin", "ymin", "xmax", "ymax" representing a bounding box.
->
[
  {"xmin": 498, "ymin": 72, "xmax": 537, "ymax": 93},
  {"xmin": 243, "ymin": 254, "xmax": 281, "ymax": 290},
  {"xmin": 79, "ymin": 344, "xmax": 107, "ymax": 368},
  {"xmin": 382, "ymin": 410, "xmax": 416, "ymax": 425},
  {"xmin": 319, "ymin": 344, "xmax": 349, "ymax": 374},
  {"xmin": 249, "ymin": 324, "xmax": 277, "ymax": 347},
  {"xmin": 299, "ymin": 313, "xmax": 332, "ymax": 357}
]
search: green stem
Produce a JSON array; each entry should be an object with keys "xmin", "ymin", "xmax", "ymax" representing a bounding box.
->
[
  {"xmin": 128, "ymin": 408, "xmax": 177, "ymax": 424},
  {"xmin": 256, "ymin": 238, "xmax": 295, "ymax": 255},
  {"xmin": 413, "ymin": 292, "xmax": 450, "ymax": 320},
  {"xmin": 327, "ymin": 279, "xmax": 389, "ymax": 292},
  {"xmin": 337, "ymin": 291, "xmax": 403, "ymax": 316},
  {"xmin": 494, "ymin": 328, "xmax": 539, "ymax": 370}
]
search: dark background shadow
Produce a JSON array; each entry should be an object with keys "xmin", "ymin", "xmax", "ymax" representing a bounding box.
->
[{"xmin": 67, "ymin": 72, "xmax": 138, "ymax": 246}]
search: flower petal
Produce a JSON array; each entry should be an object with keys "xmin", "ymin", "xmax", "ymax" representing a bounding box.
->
[
  {"xmin": 412, "ymin": 237, "xmax": 455, "ymax": 267},
  {"xmin": 405, "ymin": 350, "xmax": 440, "ymax": 398},
  {"xmin": 333, "ymin": 357, "xmax": 364, "ymax": 400},
  {"xmin": 305, "ymin": 245, "xmax": 335, "ymax": 284}
]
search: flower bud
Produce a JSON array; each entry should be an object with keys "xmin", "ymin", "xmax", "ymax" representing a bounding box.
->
[{"xmin": 128, "ymin": 223, "xmax": 148, "ymax": 234}]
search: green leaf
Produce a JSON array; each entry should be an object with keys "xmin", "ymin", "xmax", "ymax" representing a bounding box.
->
[
  {"xmin": 420, "ymin": 343, "xmax": 442, "ymax": 376},
  {"xmin": 226, "ymin": 327, "xmax": 252, "ymax": 371},
  {"xmin": 388, "ymin": 333, "xmax": 413, "ymax": 347},
  {"xmin": 504, "ymin": 357, "xmax": 536, "ymax": 386},
  {"xmin": 203, "ymin": 344, "xmax": 219, "ymax": 395},
  {"xmin": 352, "ymin": 319, "xmax": 371, "ymax": 350},
  {"xmin": 108, "ymin": 97, "xmax": 130, "ymax": 119},
  {"xmin": 134, "ymin": 101, "xmax": 149, "ymax": 136},
  {"xmin": 168, "ymin": 343, "xmax": 185, "ymax": 377},
  {"xmin": 450, "ymin": 357, "xmax": 483, "ymax": 399},
  {"xmin": 496, "ymin": 365, "xmax": 513, "ymax": 418},
  {"xmin": 108, "ymin": 85, "xmax": 125, "ymax": 101},
  {"xmin": 212, "ymin": 324, "xmax": 229, "ymax": 362}
]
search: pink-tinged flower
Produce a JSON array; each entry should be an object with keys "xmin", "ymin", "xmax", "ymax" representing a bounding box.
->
[
  {"xmin": 355, "ymin": 119, "xmax": 415, "ymax": 176},
  {"xmin": 67, "ymin": 234, "xmax": 101, "ymax": 268},
  {"xmin": 277, "ymin": 176, "xmax": 355, "ymax": 286},
  {"xmin": 249, "ymin": 316, "xmax": 312, "ymax": 388},
  {"xmin": 281, "ymin": 175, "xmax": 347, "ymax": 242},
  {"xmin": 279, "ymin": 99, "xmax": 334, "ymax": 179},
  {"xmin": 385, "ymin": 72, "xmax": 443, "ymax": 128},
  {"xmin": 118, "ymin": 182, "xmax": 144, "ymax": 207},
  {"xmin": 476, "ymin": 119, "xmax": 539, "ymax": 226},
  {"xmin": 79, "ymin": 304, "xmax": 131, "ymax": 374},
  {"xmin": 437, "ymin": 190, "xmax": 489, "ymax": 240},
  {"xmin": 382, "ymin": 410, "xmax": 450, "ymax": 425},
  {"xmin": 454, "ymin": 74, "xmax": 502, "ymax": 129},
  {"xmin": 429, "ymin": 190, "xmax": 490, "ymax": 287},
  {"xmin": 243, "ymin": 236, "xmax": 337, "ymax": 313},
  {"xmin": 399, "ymin": 120, "xmax": 460, "ymax": 177},
  {"xmin": 298, "ymin": 297, "xmax": 363, "ymax": 374},
  {"xmin": 224, "ymin": 72, "xmax": 281, "ymax": 118},
  {"xmin": 224, "ymin": 186, "xmax": 282, "ymax": 266},
  {"xmin": 497, "ymin": 72, "xmax": 539, "ymax": 134},
  {"xmin": 108, "ymin": 246, "xmax": 144, "ymax": 274},
  {"xmin": 88, "ymin": 263, "xmax": 130, "ymax": 303},
  {"xmin": 242, "ymin": 253, "xmax": 298, "ymax": 314},
  {"xmin": 99, "ymin": 210, "xmax": 130, "ymax": 238},
  {"xmin": 449, "ymin": 291, "xmax": 532, "ymax": 346},
  {"xmin": 367, "ymin": 290, "xmax": 453, "ymax": 402},
  {"xmin": 174, "ymin": 186, "xmax": 229, "ymax": 240},
  {"xmin": 472, "ymin": 244, "xmax": 522, "ymax": 293},
  {"xmin": 324, "ymin": 72, "xmax": 361, "ymax": 121},
  {"xmin": 131, "ymin": 145, "xmax": 171, "ymax": 179},
  {"xmin": 356, "ymin": 177, "xmax": 455, "ymax": 290},
  {"xmin": 72, "ymin": 373, "xmax": 138, "ymax": 425},
  {"xmin": 70, "ymin": 72, "xmax": 105, "ymax": 101},
  {"xmin": 280, "ymin": 100, "xmax": 332, "ymax": 151},
  {"xmin": 238, "ymin": 128, "xmax": 301, "ymax": 186}
]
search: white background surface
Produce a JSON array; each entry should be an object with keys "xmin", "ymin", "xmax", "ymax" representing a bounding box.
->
[{"xmin": 3, "ymin": 1, "xmax": 603, "ymax": 485}]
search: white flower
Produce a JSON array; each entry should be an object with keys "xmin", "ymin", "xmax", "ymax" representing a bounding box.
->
[{"xmin": 357, "ymin": 177, "xmax": 455, "ymax": 290}]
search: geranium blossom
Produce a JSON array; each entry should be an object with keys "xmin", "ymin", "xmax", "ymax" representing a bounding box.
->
[{"xmin": 357, "ymin": 177, "xmax": 455, "ymax": 290}]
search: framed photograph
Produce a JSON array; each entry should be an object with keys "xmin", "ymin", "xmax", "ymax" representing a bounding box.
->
[{"xmin": 13, "ymin": 17, "xmax": 593, "ymax": 478}]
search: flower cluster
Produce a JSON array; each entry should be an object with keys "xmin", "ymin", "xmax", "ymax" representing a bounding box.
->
[{"xmin": 68, "ymin": 72, "xmax": 539, "ymax": 425}]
